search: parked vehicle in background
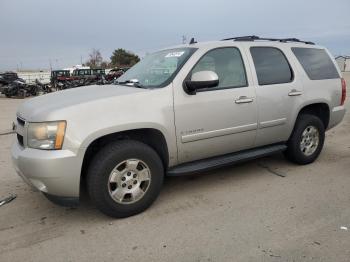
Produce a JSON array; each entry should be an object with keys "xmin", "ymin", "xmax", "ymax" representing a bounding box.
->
[
  {"xmin": 12, "ymin": 36, "xmax": 346, "ymax": 218},
  {"xmin": 72, "ymin": 68, "xmax": 105, "ymax": 79},
  {"xmin": 0, "ymin": 72, "xmax": 25, "ymax": 94},
  {"xmin": 0, "ymin": 72, "xmax": 21, "ymax": 86},
  {"xmin": 2, "ymin": 78, "xmax": 53, "ymax": 98},
  {"xmin": 105, "ymin": 68, "xmax": 125, "ymax": 81},
  {"xmin": 0, "ymin": 72, "xmax": 41, "ymax": 98},
  {"xmin": 2, "ymin": 79, "xmax": 27, "ymax": 97},
  {"xmin": 51, "ymin": 70, "xmax": 71, "ymax": 82},
  {"xmin": 50, "ymin": 70, "xmax": 71, "ymax": 90},
  {"xmin": 92, "ymin": 68, "xmax": 106, "ymax": 76},
  {"xmin": 51, "ymin": 69, "xmax": 107, "ymax": 90}
]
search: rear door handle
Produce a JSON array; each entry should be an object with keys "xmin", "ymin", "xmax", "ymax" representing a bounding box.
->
[
  {"xmin": 288, "ymin": 89, "xmax": 302, "ymax": 96},
  {"xmin": 235, "ymin": 96, "xmax": 254, "ymax": 104}
]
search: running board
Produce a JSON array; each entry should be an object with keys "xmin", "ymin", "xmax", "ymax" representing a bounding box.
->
[{"xmin": 167, "ymin": 144, "xmax": 287, "ymax": 176}]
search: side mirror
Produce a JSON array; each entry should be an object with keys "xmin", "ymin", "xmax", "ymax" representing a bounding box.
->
[{"xmin": 185, "ymin": 71, "xmax": 219, "ymax": 94}]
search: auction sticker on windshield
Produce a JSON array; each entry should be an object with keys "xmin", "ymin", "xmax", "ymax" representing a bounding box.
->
[{"xmin": 165, "ymin": 51, "xmax": 185, "ymax": 58}]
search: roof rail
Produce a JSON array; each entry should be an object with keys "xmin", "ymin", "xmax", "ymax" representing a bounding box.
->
[{"xmin": 221, "ymin": 35, "xmax": 315, "ymax": 45}]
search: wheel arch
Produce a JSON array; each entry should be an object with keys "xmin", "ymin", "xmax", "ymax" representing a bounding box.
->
[
  {"xmin": 296, "ymin": 102, "xmax": 330, "ymax": 129},
  {"xmin": 80, "ymin": 128, "xmax": 170, "ymax": 190},
  {"xmin": 288, "ymin": 102, "xmax": 330, "ymax": 141}
]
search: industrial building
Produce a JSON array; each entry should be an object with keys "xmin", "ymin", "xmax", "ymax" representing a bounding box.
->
[{"xmin": 336, "ymin": 55, "xmax": 350, "ymax": 72}]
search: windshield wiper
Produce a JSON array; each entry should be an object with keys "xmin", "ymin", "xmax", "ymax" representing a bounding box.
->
[
  {"xmin": 115, "ymin": 79, "xmax": 145, "ymax": 88},
  {"xmin": 131, "ymin": 82, "xmax": 145, "ymax": 89}
]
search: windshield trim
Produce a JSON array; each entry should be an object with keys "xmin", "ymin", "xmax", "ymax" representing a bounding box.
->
[{"xmin": 115, "ymin": 47, "xmax": 198, "ymax": 89}]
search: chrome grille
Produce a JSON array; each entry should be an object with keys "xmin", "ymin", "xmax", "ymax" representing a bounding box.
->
[
  {"xmin": 17, "ymin": 116, "xmax": 25, "ymax": 126},
  {"xmin": 17, "ymin": 134, "xmax": 24, "ymax": 147},
  {"xmin": 16, "ymin": 116, "xmax": 25, "ymax": 147}
]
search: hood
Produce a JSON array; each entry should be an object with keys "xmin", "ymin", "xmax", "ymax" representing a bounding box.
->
[{"xmin": 17, "ymin": 84, "xmax": 146, "ymax": 121}]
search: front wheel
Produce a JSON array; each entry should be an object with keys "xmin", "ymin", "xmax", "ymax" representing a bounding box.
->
[
  {"xmin": 87, "ymin": 140, "xmax": 164, "ymax": 218},
  {"xmin": 284, "ymin": 114, "xmax": 325, "ymax": 165}
]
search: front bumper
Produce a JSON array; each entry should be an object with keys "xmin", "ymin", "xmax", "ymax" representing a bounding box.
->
[{"xmin": 11, "ymin": 141, "xmax": 83, "ymax": 198}]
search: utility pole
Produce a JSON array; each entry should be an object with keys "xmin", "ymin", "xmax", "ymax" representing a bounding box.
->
[{"xmin": 182, "ymin": 35, "xmax": 187, "ymax": 44}]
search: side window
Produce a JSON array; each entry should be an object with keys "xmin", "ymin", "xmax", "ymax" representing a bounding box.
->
[
  {"xmin": 250, "ymin": 47, "xmax": 293, "ymax": 85},
  {"xmin": 190, "ymin": 47, "xmax": 247, "ymax": 89},
  {"xmin": 292, "ymin": 47, "xmax": 339, "ymax": 80}
]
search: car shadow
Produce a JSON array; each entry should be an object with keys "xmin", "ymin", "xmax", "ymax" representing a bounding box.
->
[{"xmin": 73, "ymin": 152, "xmax": 290, "ymax": 220}]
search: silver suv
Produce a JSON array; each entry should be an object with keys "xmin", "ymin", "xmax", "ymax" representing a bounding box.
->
[{"xmin": 12, "ymin": 36, "xmax": 346, "ymax": 217}]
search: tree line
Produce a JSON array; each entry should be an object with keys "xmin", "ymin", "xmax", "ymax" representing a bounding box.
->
[{"xmin": 85, "ymin": 48, "xmax": 140, "ymax": 69}]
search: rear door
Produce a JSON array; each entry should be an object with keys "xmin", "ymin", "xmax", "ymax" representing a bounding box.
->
[{"xmin": 245, "ymin": 46, "xmax": 304, "ymax": 146}]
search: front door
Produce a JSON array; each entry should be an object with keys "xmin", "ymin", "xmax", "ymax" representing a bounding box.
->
[{"xmin": 173, "ymin": 46, "xmax": 258, "ymax": 163}]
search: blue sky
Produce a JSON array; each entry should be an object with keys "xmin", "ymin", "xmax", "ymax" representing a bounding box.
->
[{"xmin": 0, "ymin": 0, "xmax": 349, "ymax": 70}]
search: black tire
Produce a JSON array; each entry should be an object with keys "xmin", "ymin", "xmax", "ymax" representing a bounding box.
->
[
  {"xmin": 87, "ymin": 140, "xmax": 164, "ymax": 218},
  {"xmin": 284, "ymin": 114, "xmax": 325, "ymax": 165}
]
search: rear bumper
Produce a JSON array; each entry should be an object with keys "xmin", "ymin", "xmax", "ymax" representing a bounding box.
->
[
  {"xmin": 11, "ymin": 141, "xmax": 83, "ymax": 198},
  {"xmin": 328, "ymin": 105, "xmax": 346, "ymax": 129}
]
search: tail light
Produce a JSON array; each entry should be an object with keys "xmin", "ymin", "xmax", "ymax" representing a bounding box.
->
[{"xmin": 341, "ymin": 78, "xmax": 346, "ymax": 106}]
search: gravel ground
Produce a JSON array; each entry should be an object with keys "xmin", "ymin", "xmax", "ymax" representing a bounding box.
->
[{"xmin": 0, "ymin": 74, "xmax": 349, "ymax": 262}]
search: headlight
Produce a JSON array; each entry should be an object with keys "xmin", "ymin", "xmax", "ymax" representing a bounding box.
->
[{"xmin": 27, "ymin": 121, "xmax": 66, "ymax": 150}]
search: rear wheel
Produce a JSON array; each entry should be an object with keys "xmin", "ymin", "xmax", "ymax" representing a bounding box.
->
[
  {"xmin": 87, "ymin": 140, "xmax": 164, "ymax": 218},
  {"xmin": 284, "ymin": 114, "xmax": 325, "ymax": 165}
]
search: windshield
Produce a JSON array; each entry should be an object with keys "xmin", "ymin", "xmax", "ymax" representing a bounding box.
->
[{"xmin": 116, "ymin": 48, "xmax": 196, "ymax": 88}]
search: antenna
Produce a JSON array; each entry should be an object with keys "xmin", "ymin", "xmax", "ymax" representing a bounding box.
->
[{"xmin": 189, "ymin": 38, "xmax": 197, "ymax": 44}]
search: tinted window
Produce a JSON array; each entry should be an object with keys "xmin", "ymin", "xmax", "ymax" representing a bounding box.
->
[
  {"xmin": 191, "ymin": 47, "xmax": 247, "ymax": 89},
  {"xmin": 292, "ymin": 48, "xmax": 339, "ymax": 80},
  {"xmin": 250, "ymin": 47, "xmax": 293, "ymax": 85}
]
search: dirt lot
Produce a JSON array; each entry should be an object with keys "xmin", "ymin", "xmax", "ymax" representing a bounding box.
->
[{"xmin": 0, "ymin": 74, "xmax": 349, "ymax": 262}]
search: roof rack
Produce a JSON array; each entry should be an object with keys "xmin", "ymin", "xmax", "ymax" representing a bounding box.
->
[{"xmin": 221, "ymin": 35, "xmax": 315, "ymax": 45}]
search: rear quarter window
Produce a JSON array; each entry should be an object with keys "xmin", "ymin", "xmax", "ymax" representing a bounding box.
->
[{"xmin": 292, "ymin": 47, "xmax": 339, "ymax": 80}]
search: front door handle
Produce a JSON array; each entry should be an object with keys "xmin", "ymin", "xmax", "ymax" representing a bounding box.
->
[
  {"xmin": 288, "ymin": 89, "xmax": 302, "ymax": 96},
  {"xmin": 235, "ymin": 96, "xmax": 254, "ymax": 104}
]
